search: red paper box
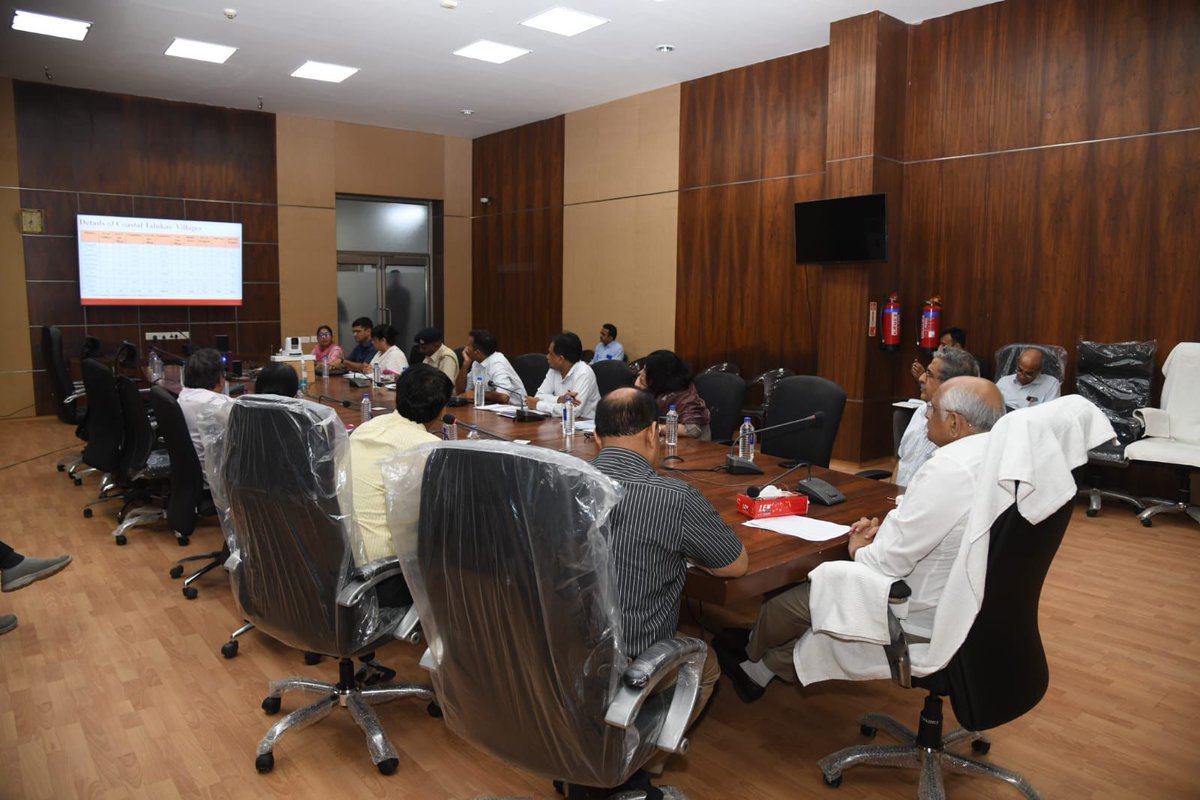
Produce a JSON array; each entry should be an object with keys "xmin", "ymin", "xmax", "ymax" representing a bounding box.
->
[{"xmin": 735, "ymin": 492, "xmax": 809, "ymax": 519}]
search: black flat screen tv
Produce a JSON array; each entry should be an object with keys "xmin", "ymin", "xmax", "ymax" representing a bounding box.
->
[{"xmin": 794, "ymin": 193, "xmax": 887, "ymax": 263}]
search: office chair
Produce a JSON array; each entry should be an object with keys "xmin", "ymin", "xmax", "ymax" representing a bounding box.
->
[
  {"xmin": 592, "ymin": 359, "xmax": 636, "ymax": 397},
  {"xmin": 388, "ymin": 442, "xmax": 705, "ymax": 798},
  {"xmin": 760, "ymin": 375, "xmax": 846, "ymax": 467},
  {"xmin": 513, "ymin": 352, "xmax": 550, "ymax": 396},
  {"xmin": 993, "ymin": 343, "xmax": 1068, "ymax": 384},
  {"xmin": 1074, "ymin": 340, "xmax": 1156, "ymax": 517},
  {"xmin": 79, "ymin": 358, "xmax": 128, "ymax": 511},
  {"xmin": 742, "ymin": 367, "xmax": 795, "ymax": 424},
  {"xmin": 215, "ymin": 396, "xmax": 434, "ymax": 774},
  {"xmin": 1125, "ymin": 342, "xmax": 1200, "ymax": 527},
  {"xmin": 42, "ymin": 326, "xmax": 90, "ymax": 477},
  {"xmin": 697, "ymin": 361, "xmax": 740, "ymax": 378},
  {"xmin": 693, "ymin": 371, "xmax": 747, "ymax": 443},
  {"xmin": 103, "ymin": 377, "xmax": 172, "ymax": 543}
]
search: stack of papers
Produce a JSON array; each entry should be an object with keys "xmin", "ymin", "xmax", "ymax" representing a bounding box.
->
[{"xmin": 742, "ymin": 515, "xmax": 850, "ymax": 542}]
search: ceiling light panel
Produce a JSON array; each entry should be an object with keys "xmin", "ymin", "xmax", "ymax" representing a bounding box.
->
[
  {"xmin": 453, "ymin": 40, "xmax": 530, "ymax": 65},
  {"xmin": 11, "ymin": 9, "xmax": 91, "ymax": 40},
  {"xmin": 520, "ymin": 7, "xmax": 609, "ymax": 37},
  {"xmin": 165, "ymin": 38, "xmax": 237, "ymax": 64},
  {"xmin": 291, "ymin": 60, "xmax": 359, "ymax": 83}
]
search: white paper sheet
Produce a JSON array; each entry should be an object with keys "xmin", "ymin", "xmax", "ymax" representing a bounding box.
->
[
  {"xmin": 572, "ymin": 420, "xmax": 596, "ymax": 432},
  {"xmin": 893, "ymin": 398, "xmax": 924, "ymax": 409},
  {"xmin": 742, "ymin": 515, "xmax": 850, "ymax": 542}
]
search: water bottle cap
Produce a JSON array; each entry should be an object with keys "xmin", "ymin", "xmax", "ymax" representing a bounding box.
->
[
  {"xmin": 669, "ymin": 405, "xmax": 676, "ymax": 411},
  {"xmin": 743, "ymin": 416, "xmax": 751, "ymax": 422}
]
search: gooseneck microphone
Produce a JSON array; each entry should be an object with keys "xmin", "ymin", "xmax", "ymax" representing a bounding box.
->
[
  {"xmin": 725, "ymin": 412, "xmax": 825, "ymax": 475},
  {"xmin": 488, "ymin": 380, "xmax": 542, "ymax": 422},
  {"xmin": 317, "ymin": 394, "xmax": 353, "ymax": 409},
  {"xmin": 442, "ymin": 413, "xmax": 513, "ymax": 442}
]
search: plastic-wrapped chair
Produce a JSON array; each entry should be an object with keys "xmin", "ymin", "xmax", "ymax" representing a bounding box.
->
[
  {"xmin": 1074, "ymin": 340, "xmax": 1156, "ymax": 517},
  {"xmin": 382, "ymin": 442, "xmax": 705, "ymax": 799},
  {"xmin": 993, "ymin": 343, "xmax": 1068, "ymax": 382},
  {"xmin": 698, "ymin": 362, "xmax": 740, "ymax": 378},
  {"xmin": 207, "ymin": 395, "xmax": 435, "ymax": 775}
]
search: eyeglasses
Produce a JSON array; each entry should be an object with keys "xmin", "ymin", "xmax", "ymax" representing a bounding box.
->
[{"xmin": 925, "ymin": 403, "xmax": 955, "ymax": 419}]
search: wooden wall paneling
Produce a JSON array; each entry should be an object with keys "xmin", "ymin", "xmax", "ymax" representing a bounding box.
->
[
  {"xmin": 188, "ymin": 303, "xmax": 239, "ymax": 325},
  {"xmin": 139, "ymin": 305, "xmax": 190, "ymax": 326},
  {"xmin": 77, "ymin": 193, "xmax": 133, "ymax": 217},
  {"xmin": 83, "ymin": 304, "xmax": 131, "ymax": 326},
  {"xmin": 184, "ymin": 200, "xmax": 233, "ymax": 222},
  {"xmin": 1157, "ymin": 0, "xmax": 1200, "ymax": 131},
  {"xmin": 132, "ymin": 197, "xmax": 185, "ymax": 219},
  {"xmin": 826, "ymin": 14, "xmax": 879, "ymax": 163},
  {"xmin": 472, "ymin": 116, "xmax": 563, "ymax": 216},
  {"xmin": 236, "ymin": 321, "xmax": 280, "ymax": 362},
  {"xmin": 233, "ymin": 203, "xmax": 279, "ymax": 243},
  {"xmin": 239, "ymin": 283, "xmax": 281, "ymax": 323},
  {"xmin": 26, "ymin": 281, "xmax": 82, "ymax": 327},
  {"xmin": 874, "ymin": 14, "xmax": 909, "ymax": 160},
  {"xmin": 19, "ymin": 189, "xmax": 75, "ymax": 236},
  {"xmin": 21, "ymin": 236, "xmax": 76, "ymax": 282},
  {"xmin": 242, "ymin": 243, "xmax": 280, "ymax": 283},
  {"xmin": 1145, "ymin": 131, "xmax": 1200, "ymax": 363}
]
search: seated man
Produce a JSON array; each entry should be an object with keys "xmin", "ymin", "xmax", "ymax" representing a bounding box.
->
[
  {"xmin": 453, "ymin": 329, "xmax": 524, "ymax": 404},
  {"xmin": 528, "ymin": 332, "xmax": 600, "ymax": 420},
  {"xmin": 177, "ymin": 347, "xmax": 235, "ymax": 473},
  {"xmin": 349, "ymin": 364, "xmax": 453, "ymax": 606},
  {"xmin": 997, "ymin": 347, "xmax": 1061, "ymax": 409},
  {"xmin": 591, "ymin": 322, "xmax": 625, "ymax": 364},
  {"xmin": 909, "ymin": 327, "xmax": 967, "ymax": 383},
  {"xmin": 415, "ymin": 327, "xmax": 459, "ymax": 383},
  {"xmin": 339, "ymin": 316, "xmax": 377, "ymax": 373},
  {"xmin": 896, "ymin": 346, "xmax": 979, "ymax": 488},
  {"xmin": 715, "ymin": 377, "xmax": 1005, "ymax": 702},
  {"xmin": 591, "ymin": 388, "xmax": 747, "ymax": 772}
]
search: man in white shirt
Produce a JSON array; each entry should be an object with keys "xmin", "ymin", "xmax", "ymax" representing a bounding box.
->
[
  {"xmin": 176, "ymin": 347, "xmax": 235, "ymax": 474},
  {"xmin": 996, "ymin": 348, "xmax": 1061, "ymax": 409},
  {"xmin": 714, "ymin": 377, "xmax": 1005, "ymax": 703},
  {"xmin": 528, "ymin": 332, "xmax": 600, "ymax": 419},
  {"xmin": 453, "ymin": 329, "xmax": 524, "ymax": 405},
  {"xmin": 591, "ymin": 322, "xmax": 625, "ymax": 364},
  {"xmin": 895, "ymin": 346, "xmax": 979, "ymax": 488}
]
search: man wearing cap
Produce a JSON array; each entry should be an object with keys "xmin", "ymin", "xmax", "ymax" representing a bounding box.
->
[{"xmin": 415, "ymin": 327, "xmax": 458, "ymax": 383}]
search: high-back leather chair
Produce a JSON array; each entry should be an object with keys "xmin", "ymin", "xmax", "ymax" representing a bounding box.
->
[
  {"xmin": 386, "ymin": 442, "xmax": 706, "ymax": 796},
  {"xmin": 103, "ymin": 377, "xmax": 171, "ymax": 544},
  {"xmin": 213, "ymin": 395, "xmax": 433, "ymax": 775},
  {"xmin": 694, "ymin": 371, "xmax": 747, "ymax": 443},
  {"xmin": 760, "ymin": 375, "xmax": 846, "ymax": 467},
  {"xmin": 43, "ymin": 326, "xmax": 90, "ymax": 477},
  {"xmin": 512, "ymin": 352, "xmax": 549, "ymax": 397},
  {"xmin": 80, "ymin": 357, "xmax": 124, "ymax": 479},
  {"xmin": 592, "ymin": 359, "xmax": 636, "ymax": 397}
]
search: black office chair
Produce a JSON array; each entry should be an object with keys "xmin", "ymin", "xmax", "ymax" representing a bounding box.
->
[
  {"xmin": 216, "ymin": 396, "xmax": 434, "ymax": 775},
  {"xmin": 114, "ymin": 340, "xmax": 140, "ymax": 372},
  {"xmin": 744, "ymin": 367, "xmax": 795, "ymax": 423},
  {"xmin": 513, "ymin": 352, "xmax": 549, "ymax": 396},
  {"xmin": 393, "ymin": 442, "xmax": 706, "ymax": 798},
  {"xmin": 760, "ymin": 375, "xmax": 846, "ymax": 468},
  {"xmin": 101, "ymin": 377, "xmax": 171, "ymax": 543},
  {"xmin": 818, "ymin": 499, "xmax": 1074, "ymax": 799},
  {"xmin": 79, "ymin": 358, "xmax": 127, "ymax": 508},
  {"xmin": 43, "ymin": 326, "xmax": 89, "ymax": 476},
  {"xmin": 1074, "ymin": 340, "xmax": 1156, "ymax": 517},
  {"xmin": 592, "ymin": 359, "xmax": 636, "ymax": 397},
  {"xmin": 694, "ymin": 371, "xmax": 747, "ymax": 443},
  {"xmin": 698, "ymin": 362, "xmax": 740, "ymax": 378}
]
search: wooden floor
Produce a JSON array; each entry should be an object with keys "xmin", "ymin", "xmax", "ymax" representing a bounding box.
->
[{"xmin": 2, "ymin": 416, "xmax": 1198, "ymax": 799}]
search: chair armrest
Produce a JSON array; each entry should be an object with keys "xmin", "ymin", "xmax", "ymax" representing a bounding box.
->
[
  {"xmin": 605, "ymin": 636, "xmax": 707, "ymax": 755},
  {"xmin": 855, "ymin": 469, "xmax": 892, "ymax": 481},
  {"xmin": 889, "ymin": 580, "xmax": 911, "ymax": 600},
  {"xmin": 1135, "ymin": 407, "xmax": 1170, "ymax": 439},
  {"xmin": 336, "ymin": 557, "xmax": 405, "ymax": 608},
  {"xmin": 393, "ymin": 605, "xmax": 422, "ymax": 645},
  {"xmin": 884, "ymin": 580, "xmax": 912, "ymax": 688},
  {"xmin": 65, "ymin": 389, "xmax": 86, "ymax": 404}
]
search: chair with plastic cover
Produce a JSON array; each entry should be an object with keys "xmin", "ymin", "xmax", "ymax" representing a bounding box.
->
[
  {"xmin": 384, "ymin": 442, "xmax": 705, "ymax": 799},
  {"xmin": 211, "ymin": 395, "xmax": 435, "ymax": 775},
  {"xmin": 993, "ymin": 343, "xmax": 1069, "ymax": 384},
  {"xmin": 698, "ymin": 362, "xmax": 740, "ymax": 378},
  {"xmin": 693, "ymin": 371, "xmax": 747, "ymax": 443},
  {"xmin": 513, "ymin": 352, "xmax": 550, "ymax": 397},
  {"xmin": 760, "ymin": 375, "xmax": 846, "ymax": 468},
  {"xmin": 592, "ymin": 359, "xmax": 636, "ymax": 397}
]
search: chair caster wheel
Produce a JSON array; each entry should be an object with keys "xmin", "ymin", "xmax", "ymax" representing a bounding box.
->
[
  {"xmin": 972, "ymin": 739, "xmax": 991, "ymax": 754},
  {"xmin": 255, "ymin": 752, "xmax": 274, "ymax": 773},
  {"xmin": 859, "ymin": 724, "xmax": 876, "ymax": 738},
  {"xmin": 1140, "ymin": 517, "xmax": 1153, "ymax": 528},
  {"xmin": 823, "ymin": 774, "xmax": 842, "ymax": 788},
  {"xmin": 427, "ymin": 701, "xmax": 443, "ymax": 718},
  {"xmin": 169, "ymin": 565, "xmax": 184, "ymax": 579},
  {"xmin": 114, "ymin": 534, "xmax": 127, "ymax": 546},
  {"xmin": 553, "ymin": 779, "xmax": 566, "ymax": 797},
  {"xmin": 261, "ymin": 696, "xmax": 282, "ymax": 715},
  {"xmin": 303, "ymin": 652, "xmax": 321, "ymax": 666},
  {"xmin": 83, "ymin": 507, "xmax": 93, "ymax": 518},
  {"xmin": 377, "ymin": 757, "xmax": 398, "ymax": 776},
  {"xmin": 177, "ymin": 535, "xmax": 189, "ymax": 546},
  {"xmin": 182, "ymin": 587, "xmax": 198, "ymax": 600},
  {"xmin": 221, "ymin": 641, "xmax": 239, "ymax": 659},
  {"xmin": 57, "ymin": 464, "xmax": 65, "ymax": 472},
  {"xmin": 73, "ymin": 478, "xmax": 82, "ymax": 486},
  {"xmin": 1086, "ymin": 508, "xmax": 1098, "ymax": 517}
]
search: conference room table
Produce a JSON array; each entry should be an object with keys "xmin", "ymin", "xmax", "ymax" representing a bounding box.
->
[{"xmin": 307, "ymin": 377, "xmax": 897, "ymax": 607}]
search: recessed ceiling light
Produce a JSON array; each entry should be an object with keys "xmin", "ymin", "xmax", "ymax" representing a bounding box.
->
[
  {"xmin": 290, "ymin": 60, "xmax": 360, "ymax": 83},
  {"xmin": 165, "ymin": 37, "xmax": 237, "ymax": 64},
  {"xmin": 656, "ymin": 44, "xmax": 675, "ymax": 53},
  {"xmin": 460, "ymin": 109, "xmax": 475, "ymax": 116},
  {"xmin": 521, "ymin": 7, "xmax": 609, "ymax": 37},
  {"xmin": 11, "ymin": 9, "xmax": 91, "ymax": 41},
  {"xmin": 453, "ymin": 40, "xmax": 530, "ymax": 65}
]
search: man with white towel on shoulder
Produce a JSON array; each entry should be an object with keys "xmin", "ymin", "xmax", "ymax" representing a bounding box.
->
[{"xmin": 714, "ymin": 376, "xmax": 1006, "ymax": 703}]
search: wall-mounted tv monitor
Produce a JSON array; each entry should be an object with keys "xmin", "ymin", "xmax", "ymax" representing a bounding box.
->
[
  {"xmin": 794, "ymin": 193, "xmax": 887, "ymax": 263},
  {"xmin": 77, "ymin": 214, "xmax": 243, "ymax": 306}
]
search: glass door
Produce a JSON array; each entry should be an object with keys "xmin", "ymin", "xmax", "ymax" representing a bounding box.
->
[{"xmin": 336, "ymin": 254, "xmax": 430, "ymax": 357}]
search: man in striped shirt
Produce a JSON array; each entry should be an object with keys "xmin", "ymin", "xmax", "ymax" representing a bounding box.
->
[{"xmin": 591, "ymin": 387, "xmax": 747, "ymax": 774}]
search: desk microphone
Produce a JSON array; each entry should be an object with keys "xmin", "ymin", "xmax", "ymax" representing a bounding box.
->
[
  {"xmin": 726, "ymin": 412, "xmax": 825, "ymax": 475},
  {"xmin": 488, "ymin": 380, "xmax": 542, "ymax": 422},
  {"xmin": 317, "ymin": 394, "xmax": 353, "ymax": 409},
  {"xmin": 745, "ymin": 460, "xmax": 813, "ymax": 496},
  {"xmin": 442, "ymin": 413, "xmax": 512, "ymax": 442}
]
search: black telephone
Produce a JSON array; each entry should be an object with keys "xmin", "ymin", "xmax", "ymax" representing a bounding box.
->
[{"xmin": 796, "ymin": 476, "xmax": 846, "ymax": 506}]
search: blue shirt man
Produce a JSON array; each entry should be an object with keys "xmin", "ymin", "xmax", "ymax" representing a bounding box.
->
[{"xmin": 591, "ymin": 322, "xmax": 625, "ymax": 363}]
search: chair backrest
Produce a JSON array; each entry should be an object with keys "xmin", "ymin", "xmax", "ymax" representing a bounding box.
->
[
  {"xmin": 397, "ymin": 443, "xmax": 665, "ymax": 788},
  {"xmin": 1157, "ymin": 342, "xmax": 1200, "ymax": 443},
  {"xmin": 114, "ymin": 340, "xmax": 139, "ymax": 370},
  {"xmin": 994, "ymin": 343, "xmax": 1068, "ymax": 382},
  {"xmin": 512, "ymin": 352, "xmax": 549, "ymax": 396},
  {"xmin": 218, "ymin": 396, "xmax": 386, "ymax": 657},
  {"xmin": 1075, "ymin": 340, "xmax": 1156, "ymax": 445},
  {"xmin": 80, "ymin": 336, "xmax": 102, "ymax": 360},
  {"xmin": 148, "ymin": 387, "xmax": 208, "ymax": 535},
  {"xmin": 114, "ymin": 377, "xmax": 155, "ymax": 482},
  {"xmin": 41, "ymin": 326, "xmax": 84, "ymax": 425},
  {"xmin": 81, "ymin": 358, "xmax": 124, "ymax": 473},
  {"xmin": 694, "ymin": 371, "xmax": 748, "ymax": 442},
  {"xmin": 754, "ymin": 367, "xmax": 796, "ymax": 419},
  {"xmin": 698, "ymin": 362, "xmax": 740, "ymax": 378},
  {"xmin": 592, "ymin": 359, "xmax": 636, "ymax": 397},
  {"xmin": 939, "ymin": 499, "xmax": 1073, "ymax": 731},
  {"xmin": 761, "ymin": 375, "xmax": 846, "ymax": 467}
]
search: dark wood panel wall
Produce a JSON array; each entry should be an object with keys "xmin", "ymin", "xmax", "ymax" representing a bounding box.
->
[
  {"xmin": 14, "ymin": 82, "xmax": 280, "ymax": 415},
  {"xmin": 471, "ymin": 116, "xmax": 564, "ymax": 357}
]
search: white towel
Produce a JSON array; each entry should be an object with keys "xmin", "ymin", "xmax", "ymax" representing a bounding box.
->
[{"xmin": 808, "ymin": 560, "xmax": 895, "ymax": 645}]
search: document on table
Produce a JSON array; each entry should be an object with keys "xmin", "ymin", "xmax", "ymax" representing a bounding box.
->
[
  {"xmin": 742, "ymin": 515, "xmax": 850, "ymax": 542},
  {"xmin": 893, "ymin": 398, "xmax": 924, "ymax": 409},
  {"xmin": 572, "ymin": 420, "xmax": 595, "ymax": 432}
]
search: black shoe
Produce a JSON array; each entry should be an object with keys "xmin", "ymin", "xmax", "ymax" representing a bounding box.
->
[
  {"xmin": 712, "ymin": 634, "xmax": 766, "ymax": 704},
  {"xmin": 713, "ymin": 626, "xmax": 751, "ymax": 653}
]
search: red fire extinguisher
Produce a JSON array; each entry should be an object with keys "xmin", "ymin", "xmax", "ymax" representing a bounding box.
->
[
  {"xmin": 881, "ymin": 293, "xmax": 902, "ymax": 351},
  {"xmin": 919, "ymin": 296, "xmax": 943, "ymax": 352}
]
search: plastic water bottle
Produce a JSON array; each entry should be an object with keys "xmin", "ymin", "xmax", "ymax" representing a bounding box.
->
[
  {"xmin": 148, "ymin": 351, "xmax": 163, "ymax": 382},
  {"xmin": 562, "ymin": 399, "xmax": 576, "ymax": 435},
  {"xmin": 665, "ymin": 405, "xmax": 679, "ymax": 446},
  {"xmin": 474, "ymin": 376, "xmax": 485, "ymax": 408},
  {"xmin": 298, "ymin": 371, "xmax": 308, "ymax": 398},
  {"xmin": 442, "ymin": 420, "xmax": 457, "ymax": 440},
  {"xmin": 738, "ymin": 417, "xmax": 756, "ymax": 461},
  {"xmin": 360, "ymin": 394, "xmax": 371, "ymax": 425},
  {"xmin": 320, "ymin": 358, "xmax": 329, "ymax": 380},
  {"xmin": 372, "ymin": 361, "xmax": 382, "ymax": 386}
]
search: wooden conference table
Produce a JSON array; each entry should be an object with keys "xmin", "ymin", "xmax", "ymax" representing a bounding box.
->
[{"xmin": 308, "ymin": 377, "xmax": 896, "ymax": 607}]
